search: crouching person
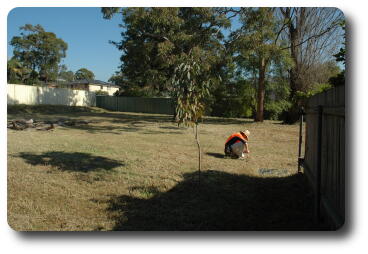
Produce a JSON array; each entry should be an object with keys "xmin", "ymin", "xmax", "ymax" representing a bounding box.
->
[{"xmin": 224, "ymin": 130, "xmax": 250, "ymax": 159}]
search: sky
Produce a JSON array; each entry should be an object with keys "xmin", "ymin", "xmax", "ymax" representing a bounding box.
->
[
  {"xmin": 7, "ymin": 7, "xmax": 123, "ymax": 82},
  {"xmin": 7, "ymin": 7, "xmax": 244, "ymax": 82}
]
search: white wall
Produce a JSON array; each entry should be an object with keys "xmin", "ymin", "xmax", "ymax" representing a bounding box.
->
[
  {"xmin": 89, "ymin": 84, "xmax": 119, "ymax": 96},
  {"xmin": 7, "ymin": 84, "xmax": 96, "ymax": 106}
]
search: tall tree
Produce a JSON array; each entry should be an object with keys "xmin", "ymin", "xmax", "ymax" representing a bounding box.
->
[
  {"xmin": 10, "ymin": 24, "xmax": 68, "ymax": 83},
  {"xmin": 231, "ymin": 8, "xmax": 291, "ymax": 122},
  {"xmin": 75, "ymin": 68, "xmax": 95, "ymax": 80},
  {"xmin": 102, "ymin": 7, "xmax": 230, "ymax": 96},
  {"xmin": 279, "ymin": 8, "xmax": 344, "ymax": 123}
]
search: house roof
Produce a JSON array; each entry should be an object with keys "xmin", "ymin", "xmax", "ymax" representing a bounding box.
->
[{"xmin": 67, "ymin": 79, "xmax": 120, "ymax": 87}]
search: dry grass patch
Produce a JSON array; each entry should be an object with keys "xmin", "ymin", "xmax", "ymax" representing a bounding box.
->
[{"xmin": 7, "ymin": 105, "xmax": 321, "ymax": 231}]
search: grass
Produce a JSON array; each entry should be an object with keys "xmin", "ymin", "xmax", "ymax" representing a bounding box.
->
[{"xmin": 7, "ymin": 105, "xmax": 322, "ymax": 231}]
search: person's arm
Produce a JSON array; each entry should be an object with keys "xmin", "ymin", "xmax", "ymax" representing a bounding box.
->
[{"xmin": 243, "ymin": 142, "xmax": 250, "ymax": 153}]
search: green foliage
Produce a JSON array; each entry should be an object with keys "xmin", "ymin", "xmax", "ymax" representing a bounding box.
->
[
  {"xmin": 115, "ymin": 86, "xmax": 156, "ymax": 97},
  {"xmin": 210, "ymin": 79, "xmax": 255, "ymax": 118},
  {"xmin": 265, "ymin": 100, "xmax": 291, "ymax": 120},
  {"xmin": 333, "ymin": 20, "xmax": 346, "ymax": 66},
  {"xmin": 231, "ymin": 8, "xmax": 292, "ymax": 121},
  {"xmin": 108, "ymin": 72, "xmax": 124, "ymax": 86},
  {"xmin": 334, "ymin": 48, "xmax": 346, "ymax": 65},
  {"xmin": 330, "ymin": 20, "xmax": 345, "ymax": 87},
  {"xmin": 109, "ymin": 72, "xmax": 158, "ymax": 97},
  {"xmin": 171, "ymin": 51, "xmax": 211, "ymax": 126},
  {"xmin": 264, "ymin": 80, "xmax": 291, "ymax": 120},
  {"xmin": 58, "ymin": 70, "xmax": 75, "ymax": 82},
  {"xmin": 295, "ymin": 83, "xmax": 332, "ymax": 104},
  {"xmin": 58, "ymin": 64, "xmax": 74, "ymax": 82},
  {"xmin": 104, "ymin": 7, "xmax": 229, "ymax": 97},
  {"xmin": 75, "ymin": 68, "xmax": 95, "ymax": 80},
  {"xmin": 101, "ymin": 7, "xmax": 121, "ymax": 19},
  {"xmin": 329, "ymin": 70, "xmax": 345, "ymax": 87},
  {"xmin": 102, "ymin": 7, "xmax": 344, "ymax": 122},
  {"xmin": 10, "ymin": 24, "xmax": 68, "ymax": 83},
  {"xmin": 7, "ymin": 58, "xmax": 31, "ymax": 84},
  {"xmin": 232, "ymin": 8, "xmax": 292, "ymax": 67}
]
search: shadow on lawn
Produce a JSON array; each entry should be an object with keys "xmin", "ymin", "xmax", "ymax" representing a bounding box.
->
[
  {"xmin": 64, "ymin": 123, "xmax": 184, "ymax": 135},
  {"xmin": 74, "ymin": 111, "xmax": 255, "ymax": 126},
  {"xmin": 206, "ymin": 152, "xmax": 225, "ymax": 158},
  {"xmin": 105, "ymin": 170, "xmax": 327, "ymax": 231},
  {"xmin": 206, "ymin": 153, "xmax": 225, "ymax": 159},
  {"xmin": 18, "ymin": 151, "xmax": 124, "ymax": 172},
  {"xmin": 202, "ymin": 117, "xmax": 255, "ymax": 125},
  {"xmin": 59, "ymin": 115, "xmax": 251, "ymax": 135},
  {"xmin": 65, "ymin": 124, "xmax": 142, "ymax": 135}
]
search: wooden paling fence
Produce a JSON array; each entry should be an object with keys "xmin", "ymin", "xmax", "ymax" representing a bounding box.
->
[
  {"xmin": 96, "ymin": 95, "xmax": 175, "ymax": 115},
  {"xmin": 301, "ymin": 85, "xmax": 345, "ymax": 229}
]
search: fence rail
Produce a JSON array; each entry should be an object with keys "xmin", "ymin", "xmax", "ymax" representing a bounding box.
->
[
  {"xmin": 96, "ymin": 96, "xmax": 175, "ymax": 115},
  {"xmin": 302, "ymin": 85, "xmax": 345, "ymax": 229}
]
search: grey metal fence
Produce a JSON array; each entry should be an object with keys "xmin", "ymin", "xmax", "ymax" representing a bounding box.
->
[{"xmin": 96, "ymin": 96, "xmax": 175, "ymax": 115}]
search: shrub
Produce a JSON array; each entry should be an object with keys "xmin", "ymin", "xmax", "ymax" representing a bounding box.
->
[{"xmin": 265, "ymin": 100, "xmax": 292, "ymax": 120}]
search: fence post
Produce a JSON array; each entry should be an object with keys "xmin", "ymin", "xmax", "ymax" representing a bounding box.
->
[
  {"xmin": 298, "ymin": 107, "xmax": 305, "ymax": 173},
  {"xmin": 315, "ymin": 105, "xmax": 323, "ymax": 222}
]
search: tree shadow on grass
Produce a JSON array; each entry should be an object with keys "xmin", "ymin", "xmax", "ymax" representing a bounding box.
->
[
  {"xmin": 69, "ymin": 111, "xmax": 255, "ymax": 126},
  {"xmin": 206, "ymin": 152, "xmax": 225, "ymax": 159},
  {"xmin": 8, "ymin": 104, "xmax": 257, "ymax": 128},
  {"xmin": 104, "ymin": 170, "xmax": 327, "ymax": 231},
  {"xmin": 202, "ymin": 117, "xmax": 255, "ymax": 125},
  {"xmin": 17, "ymin": 151, "xmax": 124, "ymax": 172},
  {"xmin": 64, "ymin": 124, "xmax": 141, "ymax": 135},
  {"xmin": 62, "ymin": 123, "xmax": 184, "ymax": 135},
  {"xmin": 78, "ymin": 112, "xmax": 172, "ymax": 125}
]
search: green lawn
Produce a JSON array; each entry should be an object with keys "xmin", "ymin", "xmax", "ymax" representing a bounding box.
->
[{"xmin": 7, "ymin": 105, "xmax": 321, "ymax": 231}]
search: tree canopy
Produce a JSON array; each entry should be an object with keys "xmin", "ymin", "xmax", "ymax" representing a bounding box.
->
[
  {"xmin": 278, "ymin": 7, "xmax": 344, "ymax": 122},
  {"xmin": 10, "ymin": 24, "xmax": 68, "ymax": 83},
  {"xmin": 230, "ymin": 8, "xmax": 292, "ymax": 122},
  {"xmin": 102, "ymin": 7, "xmax": 344, "ymax": 123},
  {"xmin": 58, "ymin": 65, "xmax": 75, "ymax": 82},
  {"xmin": 103, "ymin": 7, "xmax": 230, "ymax": 97},
  {"xmin": 75, "ymin": 68, "xmax": 95, "ymax": 80},
  {"xmin": 7, "ymin": 58, "xmax": 31, "ymax": 84}
]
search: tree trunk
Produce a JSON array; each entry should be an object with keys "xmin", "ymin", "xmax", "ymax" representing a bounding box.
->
[
  {"xmin": 283, "ymin": 8, "xmax": 305, "ymax": 124},
  {"xmin": 195, "ymin": 123, "xmax": 201, "ymax": 184},
  {"xmin": 255, "ymin": 58, "xmax": 266, "ymax": 122},
  {"xmin": 288, "ymin": 8, "xmax": 305, "ymax": 99}
]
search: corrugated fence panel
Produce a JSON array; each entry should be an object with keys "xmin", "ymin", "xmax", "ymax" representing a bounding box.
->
[
  {"xmin": 96, "ymin": 96, "xmax": 175, "ymax": 115},
  {"xmin": 11, "ymin": 84, "xmax": 38, "ymax": 105}
]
